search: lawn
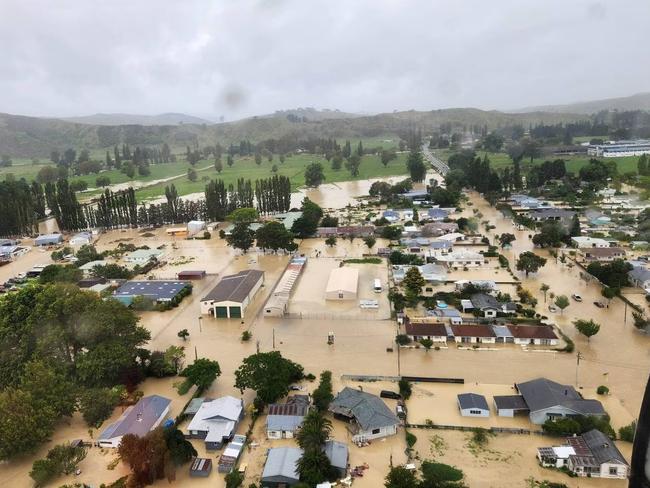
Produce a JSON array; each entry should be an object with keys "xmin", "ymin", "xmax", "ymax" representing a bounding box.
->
[
  {"xmin": 135, "ymin": 152, "xmax": 410, "ymax": 201},
  {"xmin": 338, "ymin": 136, "xmax": 401, "ymax": 150},
  {"xmin": 0, "ymin": 158, "xmax": 53, "ymax": 181}
]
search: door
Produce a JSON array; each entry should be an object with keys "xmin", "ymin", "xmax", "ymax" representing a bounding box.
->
[
  {"xmin": 229, "ymin": 306, "xmax": 242, "ymax": 318},
  {"xmin": 214, "ymin": 306, "xmax": 228, "ymax": 318}
]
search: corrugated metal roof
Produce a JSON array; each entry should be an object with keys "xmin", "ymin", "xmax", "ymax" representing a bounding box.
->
[{"xmin": 202, "ymin": 270, "xmax": 264, "ymax": 303}]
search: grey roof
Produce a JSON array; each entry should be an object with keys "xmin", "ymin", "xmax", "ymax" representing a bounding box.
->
[
  {"xmin": 491, "ymin": 325, "xmax": 514, "ymax": 338},
  {"xmin": 261, "ymin": 447, "xmax": 301, "ymax": 483},
  {"xmin": 329, "ymin": 387, "xmax": 399, "ymax": 432},
  {"xmin": 470, "ymin": 293, "xmax": 500, "ymax": 310},
  {"xmin": 323, "ymin": 440, "xmax": 349, "ymax": 470},
  {"xmin": 114, "ymin": 280, "xmax": 189, "ymax": 301},
  {"xmin": 427, "ymin": 208, "xmax": 449, "ymax": 219},
  {"xmin": 266, "ymin": 401, "xmax": 309, "ymax": 431},
  {"xmin": 433, "ymin": 307, "xmax": 461, "ymax": 318},
  {"xmin": 516, "ymin": 378, "xmax": 605, "ymax": 416},
  {"xmin": 529, "ymin": 208, "xmax": 575, "ymax": 219},
  {"xmin": 184, "ymin": 397, "xmax": 211, "ymax": 416},
  {"xmin": 99, "ymin": 395, "xmax": 170, "ymax": 441},
  {"xmin": 202, "ymin": 269, "xmax": 264, "ymax": 303},
  {"xmin": 580, "ymin": 429, "xmax": 628, "ymax": 466},
  {"xmin": 629, "ymin": 267, "xmax": 650, "ymax": 283},
  {"xmin": 458, "ymin": 393, "xmax": 489, "ymax": 411},
  {"xmin": 493, "ymin": 395, "xmax": 529, "ymax": 411}
]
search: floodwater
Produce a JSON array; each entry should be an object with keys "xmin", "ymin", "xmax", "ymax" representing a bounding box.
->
[{"xmin": 1, "ymin": 179, "xmax": 648, "ymax": 487}]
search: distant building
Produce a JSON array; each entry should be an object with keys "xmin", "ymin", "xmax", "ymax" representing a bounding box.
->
[
  {"xmin": 579, "ymin": 247, "xmax": 626, "ymax": 263},
  {"xmin": 34, "ymin": 233, "xmax": 63, "ymax": 246},
  {"xmin": 113, "ymin": 280, "xmax": 191, "ymax": 306},
  {"xmin": 200, "ymin": 269, "xmax": 264, "ymax": 318},
  {"xmin": 329, "ymin": 387, "xmax": 399, "ymax": 442},
  {"xmin": 528, "ymin": 208, "xmax": 575, "ymax": 223},
  {"xmin": 325, "ymin": 267, "xmax": 358, "ymax": 300},
  {"xmin": 571, "ymin": 236, "xmax": 610, "ymax": 248},
  {"xmin": 457, "ymin": 393, "xmax": 490, "ymax": 417},
  {"xmin": 435, "ymin": 250, "xmax": 485, "ymax": 269},
  {"xmin": 124, "ymin": 248, "xmax": 165, "ymax": 263},
  {"xmin": 538, "ymin": 429, "xmax": 629, "ymax": 479},
  {"xmin": 0, "ymin": 245, "xmax": 29, "ymax": 260},
  {"xmin": 587, "ymin": 139, "xmax": 650, "ymax": 158},
  {"xmin": 98, "ymin": 395, "xmax": 171, "ymax": 448},
  {"xmin": 69, "ymin": 232, "xmax": 93, "ymax": 246},
  {"xmin": 382, "ymin": 210, "xmax": 400, "ymax": 222},
  {"xmin": 628, "ymin": 267, "xmax": 650, "ymax": 292},
  {"xmin": 426, "ymin": 208, "xmax": 449, "ymax": 221}
]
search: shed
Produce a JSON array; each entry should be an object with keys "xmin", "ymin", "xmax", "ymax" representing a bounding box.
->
[
  {"xmin": 323, "ymin": 440, "xmax": 349, "ymax": 478},
  {"xmin": 34, "ymin": 233, "xmax": 63, "ymax": 246},
  {"xmin": 177, "ymin": 270, "xmax": 207, "ymax": 280},
  {"xmin": 190, "ymin": 457, "xmax": 212, "ymax": 477},
  {"xmin": 457, "ymin": 393, "xmax": 490, "ymax": 417},
  {"xmin": 200, "ymin": 269, "xmax": 264, "ymax": 319},
  {"xmin": 325, "ymin": 267, "xmax": 359, "ymax": 300},
  {"xmin": 494, "ymin": 395, "xmax": 529, "ymax": 417},
  {"xmin": 70, "ymin": 232, "xmax": 93, "ymax": 246},
  {"xmin": 261, "ymin": 447, "xmax": 301, "ymax": 487}
]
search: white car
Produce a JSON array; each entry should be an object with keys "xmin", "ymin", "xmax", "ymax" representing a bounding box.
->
[
  {"xmin": 548, "ymin": 305, "xmax": 558, "ymax": 313},
  {"xmin": 571, "ymin": 294, "xmax": 583, "ymax": 302}
]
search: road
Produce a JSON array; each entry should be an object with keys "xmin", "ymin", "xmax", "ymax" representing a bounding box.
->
[{"xmin": 422, "ymin": 144, "xmax": 449, "ymax": 176}]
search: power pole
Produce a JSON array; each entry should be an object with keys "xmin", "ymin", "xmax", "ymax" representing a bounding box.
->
[
  {"xmin": 256, "ymin": 340, "xmax": 260, "ymax": 354},
  {"xmin": 575, "ymin": 351, "xmax": 582, "ymax": 387},
  {"xmin": 397, "ymin": 342, "xmax": 401, "ymax": 377},
  {"xmin": 624, "ymin": 301, "xmax": 628, "ymax": 324},
  {"xmin": 194, "ymin": 345, "xmax": 198, "ymax": 361},
  {"xmin": 272, "ymin": 328, "xmax": 275, "ymax": 350}
]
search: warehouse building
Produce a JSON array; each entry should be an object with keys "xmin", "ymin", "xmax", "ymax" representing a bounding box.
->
[
  {"xmin": 201, "ymin": 269, "xmax": 264, "ymax": 318},
  {"xmin": 113, "ymin": 280, "xmax": 191, "ymax": 306},
  {"xmin": 34, "ymin": 233, "xmax": 64, "ymax": 246},
  {"xmin": 325, "ymin": 266, "xmax": 359, "ymax": 300}
]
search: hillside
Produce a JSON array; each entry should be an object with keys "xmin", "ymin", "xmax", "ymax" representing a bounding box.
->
[
  {"xmin": 0, "ymin": 108, "xmax": 588, "ymax": 158},
  {"xmin": 515, "ymin": 92, "xmax": 650, "ymax": 115},
  {"xmin": 61, "ymin": 112, "xmax": 214, "ymax": 126}
]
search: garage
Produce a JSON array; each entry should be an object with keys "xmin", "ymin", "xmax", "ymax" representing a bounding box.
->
[
  {"xmin": 214, "ymin": 306, "xmax": 228, "ymax": 318},
  {"xmin": 229, "ymin": 306, "xmax": 241, "ymax": 318}
]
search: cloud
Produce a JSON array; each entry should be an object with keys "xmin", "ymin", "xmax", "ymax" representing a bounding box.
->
[{"xmin": 0, "ymin": 0, "xmax": 648, "ymax": 119}]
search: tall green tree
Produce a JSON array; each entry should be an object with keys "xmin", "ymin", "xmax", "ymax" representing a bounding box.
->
[
  {"xmin": 516, "ymin": 251, "xmax": 547, "ymax": 276},
  {"xmin": 181, "ymin": 358, "xmax": 221, "ymax": 391},
  {"xmin": 304, "ymin": 163, "xmax": 325, "ymax": 187},
  {"xmin": 406, "ymin": 150, "xmax": 427, "ymax": 182},
  {"xmin": 574, "ymin": 319, "xmax": 601, "ymax": 341},
  {"xmin": 234, "ymin": 351, "xmax": 303, "ymax": 405},
  {"xmin": 226, "ymin": 222, "xmax": 256, "ymax": 253}
]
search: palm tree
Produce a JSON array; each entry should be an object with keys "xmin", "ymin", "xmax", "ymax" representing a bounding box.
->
[
  {"xmin": 540, "ymin": 284, "xmax": 550, "ymax": 303},
  {"xmin": 296, "ymin": 410, "xmax": 332, "ymax": 450}
]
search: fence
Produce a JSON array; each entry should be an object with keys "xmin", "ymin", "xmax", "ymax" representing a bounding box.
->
[
  {"xmin": 406, "ymin": 423, "xmax": 540, "ymax": 435},
  {"xmin": 284, "ymin": 311, "xmax": 391, "ymax": 321}
]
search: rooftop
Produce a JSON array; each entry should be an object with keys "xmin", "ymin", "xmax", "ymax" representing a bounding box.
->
[
  {"xmin": 450, "ymin": 324, "xmax": 496, "ymax": 338},
  {"xmin": 113, "ymin": 280, "xmax": 189, "ymax": 301},
  {"xmin": 493, "ymin": 395, "xmax": 529, "ymax": 411},
  {"xmin": 202, "ymin": 269, "xmax": 264, "ymax": 303},
  {"xmin": 458, "ymin": 393, "xmax": 489, "ymax": 411},
  {"xmin": 508, "ymin": 325, "xmax": 558, "ymax": 340},
  {"xmin": 98, "ymin": 395, "xmax": 170, "ymax": 441},
  {"xmin": 405, "ymin": 321, "xmax": 448, "ymax": 337},
  {"xmin": 329, "ymin": 387, "xmax": 398, "ymax": 432},
  {"xmin": 325, "ymin": 267, "xmax": 359, "ymax": 294},
  {"xmin": 516, "ymin": 378, "xmax": 605, "ymax": 416},
  {"xmin": 261, "ymin": 447, "xmax": 301, "ymax": 483}
]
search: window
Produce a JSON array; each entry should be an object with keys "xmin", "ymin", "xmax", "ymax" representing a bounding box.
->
[
  {"xmin": 469, "ymin": 409, "xmax": 482, "ymax": 415},
  {"xmin": 609, "ymin": 467, "xmax": 618, "ymax": 476},
  {"xmin": 372, "ymin": 428, "xmax": 380, "ymax": 435}
]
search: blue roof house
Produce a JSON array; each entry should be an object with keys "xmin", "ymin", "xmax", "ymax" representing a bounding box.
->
[{"xmin": 98, "ymin": 395, "xmax": 171, "ymax": 448}]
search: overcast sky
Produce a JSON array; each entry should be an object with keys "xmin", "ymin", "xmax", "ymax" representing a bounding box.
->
[{"xmin": 1, "ymin": 0, "xmax": 649, "ymax": 120}]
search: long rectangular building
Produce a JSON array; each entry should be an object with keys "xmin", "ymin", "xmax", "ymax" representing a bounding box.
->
[{"xmin": 201, "ymin": 269, "xmax": 264, "ymax": 319}]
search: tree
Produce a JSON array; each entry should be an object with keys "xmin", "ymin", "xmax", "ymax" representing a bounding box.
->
[
  {"xmin": 296, "ymin": 409, "xmax": 335, "ymax": 485},
  {"xmin": 406, "ymin": 150, "xmax": 427, "ymax": 182},
  {"xmin": 601, "ymin": 286, "xmax": 617, "ymax": 305},
  {"xmin": 215, "ymin": 158, "xmax": 223, "ymax": 173},
  {"xmin": 325, "ymin": 236, "xmax": 337, "ymax": 247},
  {"xmin": 532, "ymin": 221, "xmax": 567, "ymax": 248},
  {"xmin": 255, "ymin": 152, "xmax": 262, "ymax": 165},
  {"xmin": 226, "ymin": 222, "xmax": 255, "ymax": 253},
  {"xmin": 225, "ymin": 470, "xmax": 245, "ymax": 488},
  {"xmin": 119, "ymin": 427, "xmax": 174, "ymax": 486},
  {"xmin": 78, "ymin": 387, "xmax": 121, "ymax": 427},
  {"xmin": 320, "ymin": 215, "xmax": 338, "ymax": 227},
  {"xmin": 516, "ymin": 251, "xmax": 547, "ymax": 276},
  {"xmin": 540, "ymin": 283, "xmax": 550, "ymax": 303},
  {"xmin": 420, "ymin": 460, "xmax": 465, "ymax": 487},
  {"xmin": 227, "ymin": 154, "xmax": 234, "ymax": 167},
  {"xmin": 291, "ymin": 198, "xmax": 323, "ymax": 238},
  {"xmin": 430, "ymin": 187, "xmax": 460, "ymax": 207},
  {"xmin": 30, "ymin": 458, "xmax": 59, "ymax": 487},
  {"xmin": 569, "ymin": 214, "xmax": 581, "ymax": 237},
  {"xmin": 381, "ymin": 149, "xmax": 397, "ymax": 166},
  {"xmin": 164, "ymin": 426, "xmax": 197, "ymax": 465},
  {"xmin": 21, "ymin": 360, "xmax": 76, "ymax": 419},
  {"xmin": 619, "ymin": 421, "xmax": 637, "ymax": 442},
  {"xmin": 177, "ymin": 329, "xmax": 190, "ymax": 341},
  {"xmin": 30, "ymin": 443, "xmax": 87, "ymax": 486},
  {"xmin": 255, "ymin": 221, "xmax": 297, "ymax": 252},
  {"xmin": 297, "ymin": 409, "xmax": 332, "ymax": 450},
  {"xmin": 187, "ymin": 168, "xmax": 197, "ymax": 181},
  {"xmin": 364, "ymin": 236, "xmax": 376, "ymax": 250},
  {"xmin": 398, "ymin": 378, "xmax": 412, "ymax": 399},
  {"xmin": 498, "ymin": 233, "xmax": 516, "ymax": 248},
  {"xmin": 345, "ymin": 154, "xmax": 361, "ymax": 177},
  {"xmin": 554, "ymin": 295, "xmax": 570, "ymax": 315},
  {"xmin": 402, "ymin": 267, "xmax": 425, "ymax": 299},
  {"xmin": 632, "ymin": 311, "xmax": 650, "ymax": 331},
  {"xmin": 229, "ymin": 207, "xmax": 259, "ymax": 223},
  {"xmin": 385, "ymin": 466, "xmax": 419, "ymax": 488},
  {"xmin": 181, "ymin": 358, "xmax": 221, "ymax": 391},
  {"xmin": 419, "ymin": 338, "xmax": 434, "ymax": 351},
  {"xmin": 234, "ymin": 351, "xmax": 303, "ymax": 405},
  {"xmin": 574, "ymin": 319, "xmax": 600, "ymax": 341},
  {"xmin": 586, "ymin": 260, "xmax": 632, "ymax": 288},
  {"xmin": 480, "ymin": 133, "xmax": 504, "ymax": 152},
  {"xmin": 312, "ymin": 371, "xmax": 334, "ymax": 412},
  {"xmin": 305, "ymin": 163, "xmax": 325, "ymax": 187}
]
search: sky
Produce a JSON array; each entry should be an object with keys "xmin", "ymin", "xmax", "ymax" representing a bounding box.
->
[{"xmin": 1, "ymin": 0, "xmax": 649, "ymax": 121}]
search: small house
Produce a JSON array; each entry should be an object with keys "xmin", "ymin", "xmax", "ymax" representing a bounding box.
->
[
  {"xmin": 382, "ymin": 210, "xmax": 400, "ymax": 222},
  {"xmin": 266, "ymin": 396, "xmax": 309, "ymax": 439},
  {"xmin": 189, "ymin": 458, "xmax": 213, "ymax": 477},
  {"xmin": 427, "ymin": 208, "xmax": 449, "ymax": 221},
  {"xmin": 261, "ymin": 447, "xmax": 302, "ymax": 487},
  {"xmin": 508, "ymin": 325, "xmax": 559, "ymax": 346},
  {"xmin": 450, "ymin": 324, "xmax": 496, "ymax": 344},
  {"xmin": 124, "ymin": 248, "xmax": 165, "ymax": 263},
  {"xmin": 177, "ymin": 270, "xmax": 207, "ymax": 280},
  {"xmin": 186, "ymin": 396, "xmax": 244, "ymax": 450},
  {"xmin": 329, "ymin": 387, "xmax": 399, "ymax": 442},
  {"xmin": 571, "ymin": 236, "xmax": 610, "ymax": 248},
  {"xmin": 580, "ymin": 247, "xmax": 626, "ymax": 263},
  {"xmin": 457, "ymin": 393, "xmax": 490, "ymax": 417},
  {"xmin": 34, "ymin": 233, "xmax": 64, "ymax": 246},
  {"xmin": 404, "ymin": 320, "xmax": 448, "ymax": 343},
  {"xmin": 70, "ymin": 232, "xmax": 93, "ymax": 246},
  {"xmin": 628, "ymin": 267, "xmax": 650, "ymax": 292},
  {"xmin": 493, "ymin": 395, "xmax": 529, "ymax": 417}
]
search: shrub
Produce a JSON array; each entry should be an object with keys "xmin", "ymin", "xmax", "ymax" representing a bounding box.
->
[
  {"xmin": 398, "ymin": 378, "xmax": 412, "ymax": 400},
  {"xmin": 619, "ymin": 421, "xmax": 637, "ymax": 442},
  {"xmin": 241, "ymin": 331, "xmax": 252, "ymax": 342},
  {"xmin": 304, "ymin": 373, "xmax": 316, "ymax": 381},
  {"xmin": 596, "ymin": 385, "xmax": 609, "ymax": 395},
  {"xmin": 395, "ymin": 334, "xmax": 411, "ymax": 346},
  {"xmin": 405, "ymin": 430, "xmax": 417, "ymax": 448}
]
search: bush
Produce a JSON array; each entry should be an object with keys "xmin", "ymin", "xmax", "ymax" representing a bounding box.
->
[
  {"xmin": 596, "ymin": 385, "xmax": 609, "ymax": 395},
  {"xmin": 241, "ymin": 331, "xmax": 252, "ymax": 342},
  {"xmin": 304, "ymin": 373, "xmax": 316, "ymax": 381},
  {"xmin": 225, "ymin": 470, "xmax": 244, "ymax": 488},
  {"xmin": 398, "ymin": 378, "xmax": 412, "ymax": 400},
  {"xmin": 395, "ymin": 334, "xmax": 411, "ymax": 346},
  {"xmin": 405, "ymin": 430, "xmax": 417, "ymax": 448},
  {"xmin": 619, "ymin": 421, "xmax": 637, "ymax": 442}
]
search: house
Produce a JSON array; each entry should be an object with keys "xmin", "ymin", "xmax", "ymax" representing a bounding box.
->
[
  {"xmin": 97, "ymin": 395, "xmax": 171, "ymax": 448},
  {"xmin": 455, "ymin": 280, "xmax": 497, "ymax": 293},
  {"xmin": 579, "ymin": 247, "xmax": 626, "ymax": 262},
  {"xmin": 457, "ymin": 393, "xmax": 490, "ymax": 417},
  {"xmin": 450, "ymin": 324, "xmax": 496, "ymax": 344},
  {"xmin": 436, "ymin": 250, "xmax": 485, "ymax": 269},
  {"xmin": 402, "ymin": 189, "xmax": 429, "ymax": 201},
  {"xmin": 427, "ymin": 208, "xmax": 449, "ymax": 221},
  {"xmin": 325, "ymin": 267, "xmax": 358, "ymax": 300},
  {"xmin": 261, "ymin": 443, "xmax": 349, "ymax": 487},
  {"xmin": 428, "ymin": 240, "xmax": 454, "ymax": 254},
  {"xmin": 509, "ymin": 194, "xmax": 544, "ymax": 208},
  {"xmin": 382, "ymin": 210, "xmax": 400, "ymax": 222},
  {"xmin": 404, "ymin": 320, "xmax": 448, "ymax": 343},
  {"xmin": 189, "ymin": 458, "xmax": 213, "ymax": 477},
  {"xmin": 78, "ymin": 260, "xmax": 107, "ymax": 276},
  {"xmin": 329, "ymin": 387, "xmax": 399, "ymax": 442},
  {"xmin": 69, "ymin": 232, "xmax": 93, "ymax": 246},
  {"xmin": 539, "ymin": 429, "xmax": 629, "ymax": 479},
  {"xmin": 628, "ymin": 267, "xmax": 650, "ymax": 292},
  {"xmin": 515, "ymin": 378, "xmax": 606, "ymax": 425},
  {"xmin": 528, "ymin": 208, "xmax": 576, "ymax": 223},
  {"xmin": 218, "ymin": 434, "xmax": 247, "ymax": 473},
  {"xmin": 124, "ymin": 248, "xmax": 165, "ymax": 263},
  {"xmin": 316, "ymin": 226, "xmax": 375, "ymax": 238},
  {"xmin": 34, "ymin": 233, "xmax": 64, "ymax": 246},
  {"xmin": 470, "ymin": 293, "xmax": 516, "ymax": 318},
  {"xmin": 437, "ymin": 232, "xmax": 466, "ymax": 243},
  {"xmin": 267, "ymin": 396, "xmax": 310, "ymax": 439},
  {"xmin": 113, "ymin": 280, "xmax": 191, "ymax": 306},
  {"xmin": 186, "ymin": 396, "xmax": 244, "ymax": 450},
  {"xmin": 183, "ymin": 397, "xmax": 211, "ymax": 418},
  {"xmin": 571, "ymin": 236, "xmax": 610, "ymax": 248},
  {"xmin": 508, "ymin": 325, "xmax": 559, "ymax": 346},
  {"xmin": 402, "ymin": 209, "xmax": 414, "ymax": 221},
  {"xmin": 200, "ymin": 269, "xmax": 265, "ymax": 318},
  {"xmin": 421, "ymin": 221, "xmax": 458, "ymax": 237},
  {"xmin": 0, "ymin": 245, "xmax": 29, "ymax": 260},
  {"xmin": 493, "ymin": 395, "xmax": 530, "ymax": 417},
  {"xmin": 430, "ymin": 307, "xmax": 463, "ymax": 325},
  {"xmin": 272, "ymin": 211, "xmax": 303, "ymax": 230}
]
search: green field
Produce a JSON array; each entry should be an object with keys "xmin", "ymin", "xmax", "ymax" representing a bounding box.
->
[
  {"xmin": 434, "ymin": 149, "xmax": 640, "ymax": 175},
  {"xmin": 135, "ymin": 152, "xmax": 410, "ymax": 201},
  {"xmin": 338, "ymin": 136, "xmax": 401, "ymax": 150}
]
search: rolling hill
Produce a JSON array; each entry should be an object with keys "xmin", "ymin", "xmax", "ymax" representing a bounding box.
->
[
  {"xmin": 61, "ymin": 112, "xmax": 214, "ymax": 126},
  {"xmin": 0, "ymin": 108, "xmax": 588, "ymax": 158},
  {"xmin": 515, "ymin": 92, "xmax": 650, "ymax": 114}
]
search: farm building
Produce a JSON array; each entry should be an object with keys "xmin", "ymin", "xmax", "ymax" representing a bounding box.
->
[
  {"xmin": 124, "ymin": 248, "xmax": 165, "ymax": 263},
  {"xmin": 69, "ymin": 232, "xmax": 93, "ymax": 246},
  {"xmin": 200, "ymin": 269, "xmax": 264, "ymax": 319},
  {"xmin": 263, "ymin": 256, "xmax": 306, "ymax": 317},
  {"xmin": 329, "ymin": 387, "xmax": 399, "ymax": 442},
  {"xmin": 97, "ymin": 395, "xmax": 171, "ymax": 448},
  {"xmin": 186, "ymin": 396, "xmax": 244, "ymax": 450},
  {"xmin": 34, "ymin": 233, "xmax": 63, "ymax": 246},
  {"xmin": 457, "ymin": 393, "xmax": 490, "ymax": 417},
  {"xmin": 325, "ymin": 266, "xmax": 359, "ymax": 300},
  {"xmin": 113, "ymin": 280, "xmax": 191, "ymax": 306}
]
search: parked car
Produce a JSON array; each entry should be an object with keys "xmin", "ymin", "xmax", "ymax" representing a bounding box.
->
[
  {"xmin": 548, "ymin": 305, "xmax": 558, "ymax": 313},
  {"xmin": 594, "ymin": 301, "xmax": 606, "ymax": 308},
  {"xmin": 571, "ymin": 294, "xmax": 583, "ymax": 302},
  {"xmin": 380, "ymin": 390, "xmax": 401, "ymax": 400}
]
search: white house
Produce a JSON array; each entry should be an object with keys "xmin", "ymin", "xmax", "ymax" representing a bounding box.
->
[
  {"xmin": 571, "ymin": 236, "xmax": 610, "ymax": 248},
  {"xmin": 329, "ymin": 388, "xmax": 399, "ymax": 442},
  {"xmin": 435, "ymin": 250, "xmax": 485, "ymax": 269},
  {"xmin": 404, "ymin": 320, "xmax": 448, "ymax": 343},
  {"xmin": 97, "ymin": 395, "xmax": 171, "ymax": 448},
  {"xmin": 266, "ymin": 396, "xmax": 309, "ymax": 439},
  {"xmin": 0, "ymin": 245, "xmax": 29, "ymax": 260},
  {"xmin": 124, "ymin": 248, "xmax": 165, "ymax": 264},
  {"xmin": 186, "ymin": 396, "xmax": 244, "ymax": 450},
  {"xmin": 70, "ymin": 232, "xmax": 93, "ymax": 246},
  {"xmin": 325, "ymin": 267, "xmax": 358, "ymax": 300},
  {"xmin": 201, "ymin": 269, "xmax": 264, "ymax": 319},
  {"xmin": 457, "ymin": 393, "xmax": 490, "ymax": 417}
]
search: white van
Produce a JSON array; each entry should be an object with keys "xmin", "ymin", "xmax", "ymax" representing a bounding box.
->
[{"xmin": 373, "ymin": 279, "xmax": 382, "ymax": 293}]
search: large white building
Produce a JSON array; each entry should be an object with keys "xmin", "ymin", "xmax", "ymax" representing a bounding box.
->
[
  {"xmin": 325, "ymin": 267, "xmax": 359, "ymax": 300},
  {"xmin": 200, "ymin": 269, "xmax": 264, "ymax": 319},
  {"xmin": 587, "ymin": 139, "xmax": 650, "ymax": 158}
]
